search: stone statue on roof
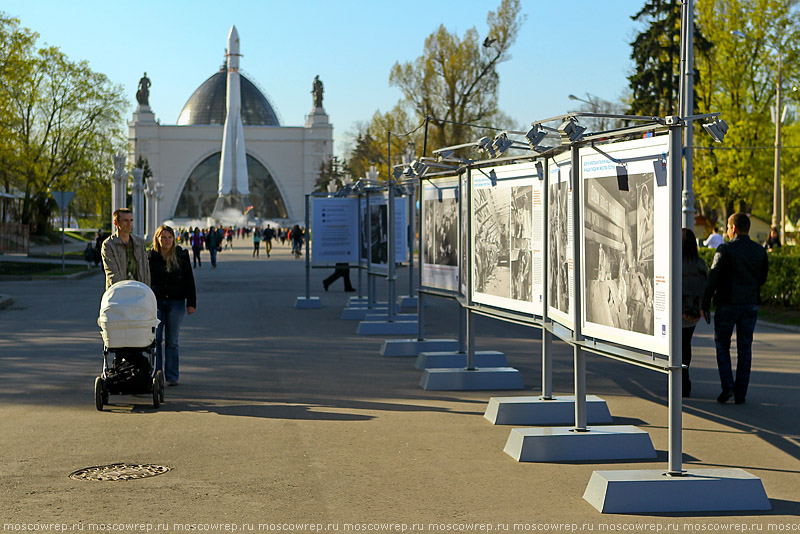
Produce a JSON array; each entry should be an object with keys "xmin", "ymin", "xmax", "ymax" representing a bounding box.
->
[
  {"xmin": 136, "ymin": 72, "xmax": 151, "ymax": 107},
  {"xmin": 312, "ymin": 75, "xmax": 323, "ymax": 108}
]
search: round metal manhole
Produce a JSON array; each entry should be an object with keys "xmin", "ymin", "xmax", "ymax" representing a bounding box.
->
[{"xmin": 69, "ymin": 463, "xmax": 170, "ymax": 481}]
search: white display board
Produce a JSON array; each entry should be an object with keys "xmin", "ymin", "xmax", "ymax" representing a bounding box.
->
[
  {"xmin": 579, "ymin": 135, "xmax": 670, "ymax": 355},
  {"xmin": 359, "ymin": 194, "xmax": 409, "ymax": 272},
  {"xmin": 311, "ymin": 197, "xmax": 359, "ymax": 265},
  {"xmin": 459, "ymin": 172, "xmax": 468, "ymax": 297},
  {"xmin": 421, "ymin": 176, "xmax": 460, "ymax": 292},
  {"xmin": 470, "ymin": 163, "xmax": 544, "ymax": 317},
  {"xmin": 546, "ymin": 153, "xmax": 574, "ymax": 330}
]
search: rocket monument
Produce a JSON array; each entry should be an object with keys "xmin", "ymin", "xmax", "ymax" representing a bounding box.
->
[{"xmin": 212, "ymin": 25, "xmax": 249, "ymax": 221}]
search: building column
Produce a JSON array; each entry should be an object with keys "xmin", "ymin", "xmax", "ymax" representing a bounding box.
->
[{"xmin": 131, "ymin": 168, "xmax": 145, "ymax": 237}]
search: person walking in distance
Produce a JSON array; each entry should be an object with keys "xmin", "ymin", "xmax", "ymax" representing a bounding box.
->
[
  {"xmin": 702, "ymin": 213, "xmax": 769, "ymax": 404},
  {"xmin": 148, "ymin": 225, "xmax": 196, "ymax": 386},
  {"xmin": 101, "ymin": 208, "xmax": 151, "ymax": 290},
  {"xmin": 704, "ymin": 226, "xmax": 724, "ymax": 249},
  {"xmin": 681, "ymin": 228, "xmax": 708, "ymax": 398},
  {"xmin": 190, "ymin": 227, "xmax": 204, "ymax": 268},
  {"xmin": 206, "ymin": 226, "xmax": 222, "ymax": 268},
  {"xmin": 252, "ymin": 228, "xmax": 261, "ymax": 257},
  {"xmin": 263, "ymin": 225, "xmax": 274, "ymax": 257}
]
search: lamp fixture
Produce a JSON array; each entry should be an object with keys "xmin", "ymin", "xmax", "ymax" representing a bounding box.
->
[
  {"xmin": 557, "ymin": 118, "xmax": 586, "ymax": 144},
  {"xmin": 526, "ymin": 125, "xmax": 547, "ymax": 149},
  {"xmin": 702, "ymin": 118, "xmax": 729, "ymax": 143}
]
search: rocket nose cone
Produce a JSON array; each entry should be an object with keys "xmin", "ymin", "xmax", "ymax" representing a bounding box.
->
[{"xmin": 228, "ymin": 25, "xmax": 240, "ymax": 45}]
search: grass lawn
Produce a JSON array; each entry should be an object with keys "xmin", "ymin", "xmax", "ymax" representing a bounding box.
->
[
  {"xmin": 759, "ymin": 305, "xmax": 800, "ymax": 328},
  {"xmin": 0, "ymin": 262, "xmax": 88, "ymax": 277}
]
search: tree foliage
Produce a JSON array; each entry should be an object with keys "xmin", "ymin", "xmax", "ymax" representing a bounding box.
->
[
  {"xmin": 693, "ymin": 0, "xmax": 800, "ymax": 224},
  {"xmin": 347, "ymin": 0, "xmax": 525, "ymax": 175},
  {"xmin": 0, "ymin": 13, "xmax": 127, "ymax": 233}
]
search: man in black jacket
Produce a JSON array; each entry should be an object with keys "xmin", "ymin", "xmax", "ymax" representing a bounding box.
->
[{"xmin": 702, "ymin": 213, "xmax": 769, "ymax": 404}]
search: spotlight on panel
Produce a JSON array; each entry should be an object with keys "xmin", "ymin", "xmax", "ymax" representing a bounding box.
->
[
  {"xmin": 526, "ymin": 125, "xmax": 547, "ymax": 149},
  {"xmin": 488, "ymin": 169, "xmax": 498, "ymax": 187},
  {"xmin": 435, "ymin": 149, "xmax": 455, "ymax": 161},
  {"xmin": 702, "ymin": 118, "xmax": 729, "ymax": 143},
  {"xmin": 477, "ymin": 136, "xmax": 496, "ymax": 157},
  {"xmin": 491, "ymin": 132, "xmax": 514, "ymax": 157},
  {"xmin": 557, "ymin": 118, "xmax": 586, "ymax": 144}
]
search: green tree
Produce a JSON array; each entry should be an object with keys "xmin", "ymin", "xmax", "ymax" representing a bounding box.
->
[
  {"xmin": 349, "ymin": 0, "xmax": 524, "ymax": 169},
  {"xmin": 314, "ymin": 156, "xmax": 347, "ymax": 193},
  {"xmin": 628, "ymin": 0, "xmax": 711, "ymax": 117},
  {"xmin": 693, "ymin": 0, "xmax": 800, "ymax": 224},
  {"xmin": 0, "ymin": 12, "xmax": 127, "ymax": 234}
]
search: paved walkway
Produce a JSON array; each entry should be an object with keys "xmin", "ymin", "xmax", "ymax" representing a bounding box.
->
[{"xmin": 0, "ymin": 240, "xmax": 798, "ymax": 530}]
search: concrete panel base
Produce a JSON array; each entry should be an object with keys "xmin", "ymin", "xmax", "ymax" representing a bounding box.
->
[
  {"xmin": 420, "ymin": 367, "xmax": 524, "ymax": 391},
  {"xmin": 348, "ymin": 300, "xmax": 387, "ymax": 308},
  {"xmin": 415, "ymin": 351, "xmax": 507, "ymax": 370},
  {"xmin": 295, "ymin": 297, "xmax": 322, "ymax": 309},
  {"xmin": 341, "ymin": 306, "xmax": 387, "ymax": 320},
  {"xmin": 584, "ymin": 468, "xmax": 771, "ymax": 513},
  {"xmin": 504, "ymin": 426, "xmax": 655, "ymax": 462},
  {"xmin": 356, "ymin": 320, "xmax": 419, "ymax": 336},
  {"xmin": 398, "ymin": 296, "xmax": 418, "ymax": 308},
  {"xmin": 484, "ymin": 395, "xmax": 612, "ymax": 425},
  {"xmin": 365, "ymin": 312, "xmax": 418, "ymax": 322},
  {"xmin": 348, "ymin": 296, "xmax": 369, "ymax": 306},
  {"xmin": 379, "ymin": 339, "xmax": 459, "ymax": 357}
]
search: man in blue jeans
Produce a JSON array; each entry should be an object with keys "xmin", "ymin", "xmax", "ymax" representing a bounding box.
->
[{"xmin": 702, "ymin": 213, "xmax": 769, "ymax": 404}]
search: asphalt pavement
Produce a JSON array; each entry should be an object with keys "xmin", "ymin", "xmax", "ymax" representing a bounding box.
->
[{"xmin": 0, "ymin": 238, "xmax": 798, "ymax": 531}]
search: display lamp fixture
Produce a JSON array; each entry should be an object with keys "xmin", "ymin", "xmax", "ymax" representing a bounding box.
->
[
  {"xmin": 526, "ymin": 125, "xmax": 548, "ymax": 149},
  {"xmin": 435, "ymin": 149, "xmax": 455, "ymax": 161},
  {"xmin": 702, "ymin": 118, "xmax": 729, "ymax": 143},
  {"xmin": 475, "ymin": 168, "xmax": 498, "ymax": 187},
  {"xmin": 557, "ymin": 118, "xmax": 586, "ymax": 144},
  {"xmin": 536, "ymin": 161, "xmax": 544, "ymax": 181},
  {"xmin": 410, "ymin": 160, "xmax": 429, "ymax": 176},
  {"xmin": 477, "ymin": 136, "xmax": 496, "ymax": 157},
  {"xmin": 491, "ymin": 132, "xmax": 515, "ymax": 156}
]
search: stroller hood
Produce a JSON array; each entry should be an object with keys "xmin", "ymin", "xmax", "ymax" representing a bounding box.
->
[{"xmin": 98, "ymin": 281, "xmax": 160, "ymax": 348}]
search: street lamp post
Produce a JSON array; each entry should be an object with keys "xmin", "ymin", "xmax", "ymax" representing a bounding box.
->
[{"xmin": 732, "ymin": 30, "xmax": 783, "ymax": 242}]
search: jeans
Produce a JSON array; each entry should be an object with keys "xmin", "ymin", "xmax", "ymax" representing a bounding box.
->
[
  {"xmin": 192, "ymin": 246, "xmax": 202, "ymax": 267},
  {"xmin": 682, "ymin": 325, "xmax": 696, "ymax": 396},
  {"xmin": 155, "ymin": 298, "xmax": 186, "ymax": 382},
  {"xmin": 713, "ymin": 304, "xmax": 758, "ymax": 401},
  {"xmin": 209, "ymin": 247, "xmax": 218, "ymax": 267}
]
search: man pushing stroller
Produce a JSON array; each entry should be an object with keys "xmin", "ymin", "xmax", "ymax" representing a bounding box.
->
[{"xmin": 102, "ymin": 208, "xmax": 151, "ymax": 289}]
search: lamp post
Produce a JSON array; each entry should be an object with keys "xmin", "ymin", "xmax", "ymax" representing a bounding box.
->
[{"xmin": 732, "ymin": 30, "xmax": 783, "ymax": 241}]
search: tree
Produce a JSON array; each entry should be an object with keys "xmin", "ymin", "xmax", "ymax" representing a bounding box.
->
[
  {"xmin": 314, "ymin": 156, "xmax": 347, "ymax": 193},
  {"xmin": 693, "ymin": 0, "xmax": 800, "ymax": 224},
  {"xmin": 0, "ymin": 13, "xmax": 127, "ymax": 234},
  {"xmin": 349, "ymin": 0, "xmax": 525, "ymax": 169},
  {"xmin": 628, "ymin": 0, "xmax": 711, "ymax": 117}
]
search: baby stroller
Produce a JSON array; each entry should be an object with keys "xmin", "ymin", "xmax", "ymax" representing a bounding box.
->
[{"xmin": 95, "ymin": 281, "xmax": 164, "ymax": 411}]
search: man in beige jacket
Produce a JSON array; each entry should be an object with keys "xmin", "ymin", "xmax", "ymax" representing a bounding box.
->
[{"xmin": 101, "ymin": 208, "xmax": 151, "ymax": 290}]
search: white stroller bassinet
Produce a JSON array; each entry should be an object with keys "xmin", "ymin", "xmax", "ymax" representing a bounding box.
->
[{"xmin": 98, "ymin": 281, "xmax": 160, "ymax": 348}]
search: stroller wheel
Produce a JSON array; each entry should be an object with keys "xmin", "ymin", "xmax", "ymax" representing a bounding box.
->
[
  {"xmin": 152, "ymin": 377, "xmax": 161, "ymax": 409},
  {"xmin": 155, "ymin": 370, "xmax": 165, "ymax": 403},
  {"xmin": 94, "ymin": 377, "xmax": 105, "ymax": 411}
]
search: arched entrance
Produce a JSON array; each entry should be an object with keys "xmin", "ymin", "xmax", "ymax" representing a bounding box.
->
[{"xmin": 174, "ymin": 152, "xmax": 288, "ymax": 219}]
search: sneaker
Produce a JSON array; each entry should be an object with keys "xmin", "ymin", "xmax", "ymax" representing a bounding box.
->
[
  {"xmin": 716, "ymin": 389, "xmax": 733, "ymax": 403},
  {"xmin": 734, "ymin": 397, "xmax": 746, "ymax": 404},
  {"xmin": 323, "ymin": 281, "xmax": 330, "ymax": 292},
  {"xmin": 167, "ymin": 380, "xmax": 178, "ymax": 386},
  {"xmin": 344, "ymin": 288, "xmax": 356, "ymax": 292}
]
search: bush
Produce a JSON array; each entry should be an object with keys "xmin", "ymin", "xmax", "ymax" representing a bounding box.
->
[{"xmin": 697, "ymin": 245, "xmax": 800, "ymax": 308}]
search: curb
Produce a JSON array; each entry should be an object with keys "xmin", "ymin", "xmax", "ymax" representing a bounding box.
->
[
  {"xmin": 759, "ymin": 320, "xmax": 800, "ymax": 334},
  {"xmin": 0, "ymin": 267, "xmax": 102, "ymax": 282}
]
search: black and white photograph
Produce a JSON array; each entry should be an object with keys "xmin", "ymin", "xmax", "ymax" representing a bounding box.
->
[
  {"xmin": 423, "ymin": 197, "xmax": 436, "ymax": 266},
  {"xmin": 421, "ymin": 178, "xmax": 460, "ymax": 292},
  {"xmin": 547, "ymin": 165, "xmax": 571, "ymax": 318},
  {"xmin": 510, "ymin": 185, "xmax": 533, "ymax": 302},
  {"xmin": 370, "ymin": 203, "xmax": 388, "ymax": 265},
  {"xmin": 583, "ymin": 172, "xmax": 655, "ymax": 336},
  {"xmin": 460, "ymin": 174, "xmax": 468, "ymax": 294},
  {"xmin": 472, "ymin": 186, "xmax": 511, "ymax": 299}
]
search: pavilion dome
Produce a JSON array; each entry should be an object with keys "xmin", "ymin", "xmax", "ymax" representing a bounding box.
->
[{"xmin": 177, "ymin": 67, "xmax": 280, "ymax": 126}]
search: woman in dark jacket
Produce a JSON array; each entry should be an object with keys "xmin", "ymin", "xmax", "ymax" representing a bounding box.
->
[
  {"xmin": 149, "ymin": 225, "xmax": 196, "ymax": 386},
  {"xmin": 682, "ymin": 228, "xmax": 708, "ymax": 398}
]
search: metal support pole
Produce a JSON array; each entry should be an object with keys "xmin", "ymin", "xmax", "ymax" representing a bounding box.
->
[
  {"xmin": 466, "ymin": 308, "xmax": 476, "ymax": 370},
  {"xmin": 408, "ymin": 188, "xmax": 415, "ymax": 296},
  {"xmin": 387, "ymin": 132, "xmax": 396, "ymax": 323},
  {"xmin": 60, "ymin": 208, "xmax": 66, "ymax": 273},
  {"xmin": 541, "ymin": 158, "xmax": 553, "ymax": 400},
  {"xmin": 680, "ymin": 0, "xmax": 696, "ymax": 229},
  {"xmin": 304, "ymin": 194, "xmax": 311, "ymax": 300},
  {"xmin": 458, "ymin": 305, "xmax": 467, "ymax": 354},
  {"xmin": 357, "ymin": 192, "xmax": 364, "ymax": 299},
  {"xmin": 366, "ymin": 191, "xmax": 374, "ymax": 309},
  {"xmin": 570, "ymin": 144, "xmax": 587, "ymax": 432},
  {"xmin": 774, "ymin": 53, "xmax": 782, "ymax": 234},
  {"xmin": 668, "ymin": 122, "xmax": 685, "ymax": 475}
]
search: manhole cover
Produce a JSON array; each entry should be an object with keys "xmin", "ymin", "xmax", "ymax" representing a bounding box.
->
[{"xmin": 69, "ymin": 463, "xmax": 170, "ymax": 481}]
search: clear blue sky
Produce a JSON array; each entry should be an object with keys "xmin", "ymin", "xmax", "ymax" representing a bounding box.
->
[{"xmin": 5, "ymin": 0, "xmax": 645, "ymax": 159}]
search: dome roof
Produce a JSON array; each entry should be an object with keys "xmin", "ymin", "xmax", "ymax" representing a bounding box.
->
[{"xmin": 177, "ymin": 67, "xmax": 280, "ymax": 126}]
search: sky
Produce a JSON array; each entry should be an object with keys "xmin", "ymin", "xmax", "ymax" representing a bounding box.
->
[{"xmin": 4, "ymin": 0, "xmax": 646, "ymax": 159}]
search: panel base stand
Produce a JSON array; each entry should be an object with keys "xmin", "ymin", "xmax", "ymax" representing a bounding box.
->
[
  {"xmin": 341, "ymin": 305, "xmax": 387, "ymax": 320},
  {"xmin": 379, "ymin": 339, "xmax": 459, "ymax": 357},
  {"xmin": 415, "ymin": 351, "xmax": 507, "ymax": 370},
  {"xmin": 420, "ymin": 367, "xmax": 524, "ymax": 391},
  {"xmin": 484, "ymin": 395, "xmax": 612, "ymax": 425},
  {"xmin": 504, "ymin": 425, "xmax": 655, "ymax": 462},
  {"xmin": 584, "ymin": 469, "xmax": 771, "ymax": 513},
  {"xmin": 365, "ymin": 312, "xmax": 418, "ymax": 322},
  {"xmin": 356, "ymin": 320, "xmax": 419, "ymax": 336},
  {"xmin": 295, "ymin": 297, "xmax": 322, "ymax": 309},
  {"xmin": 348, "ymin": 296, "xmax": 369, "ymax": 305},
  {"xmin": 398, "ymin": 295, "xmax": 419, "ymax": 308}
]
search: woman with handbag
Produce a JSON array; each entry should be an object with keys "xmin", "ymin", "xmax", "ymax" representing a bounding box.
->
[
  {"xmin": 149, "ymin": 225, "xmax": 197, "ymax": 386},
  {"xmin": 682, "ymin": 228, "xmax": 708, "ymax": 398}
]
